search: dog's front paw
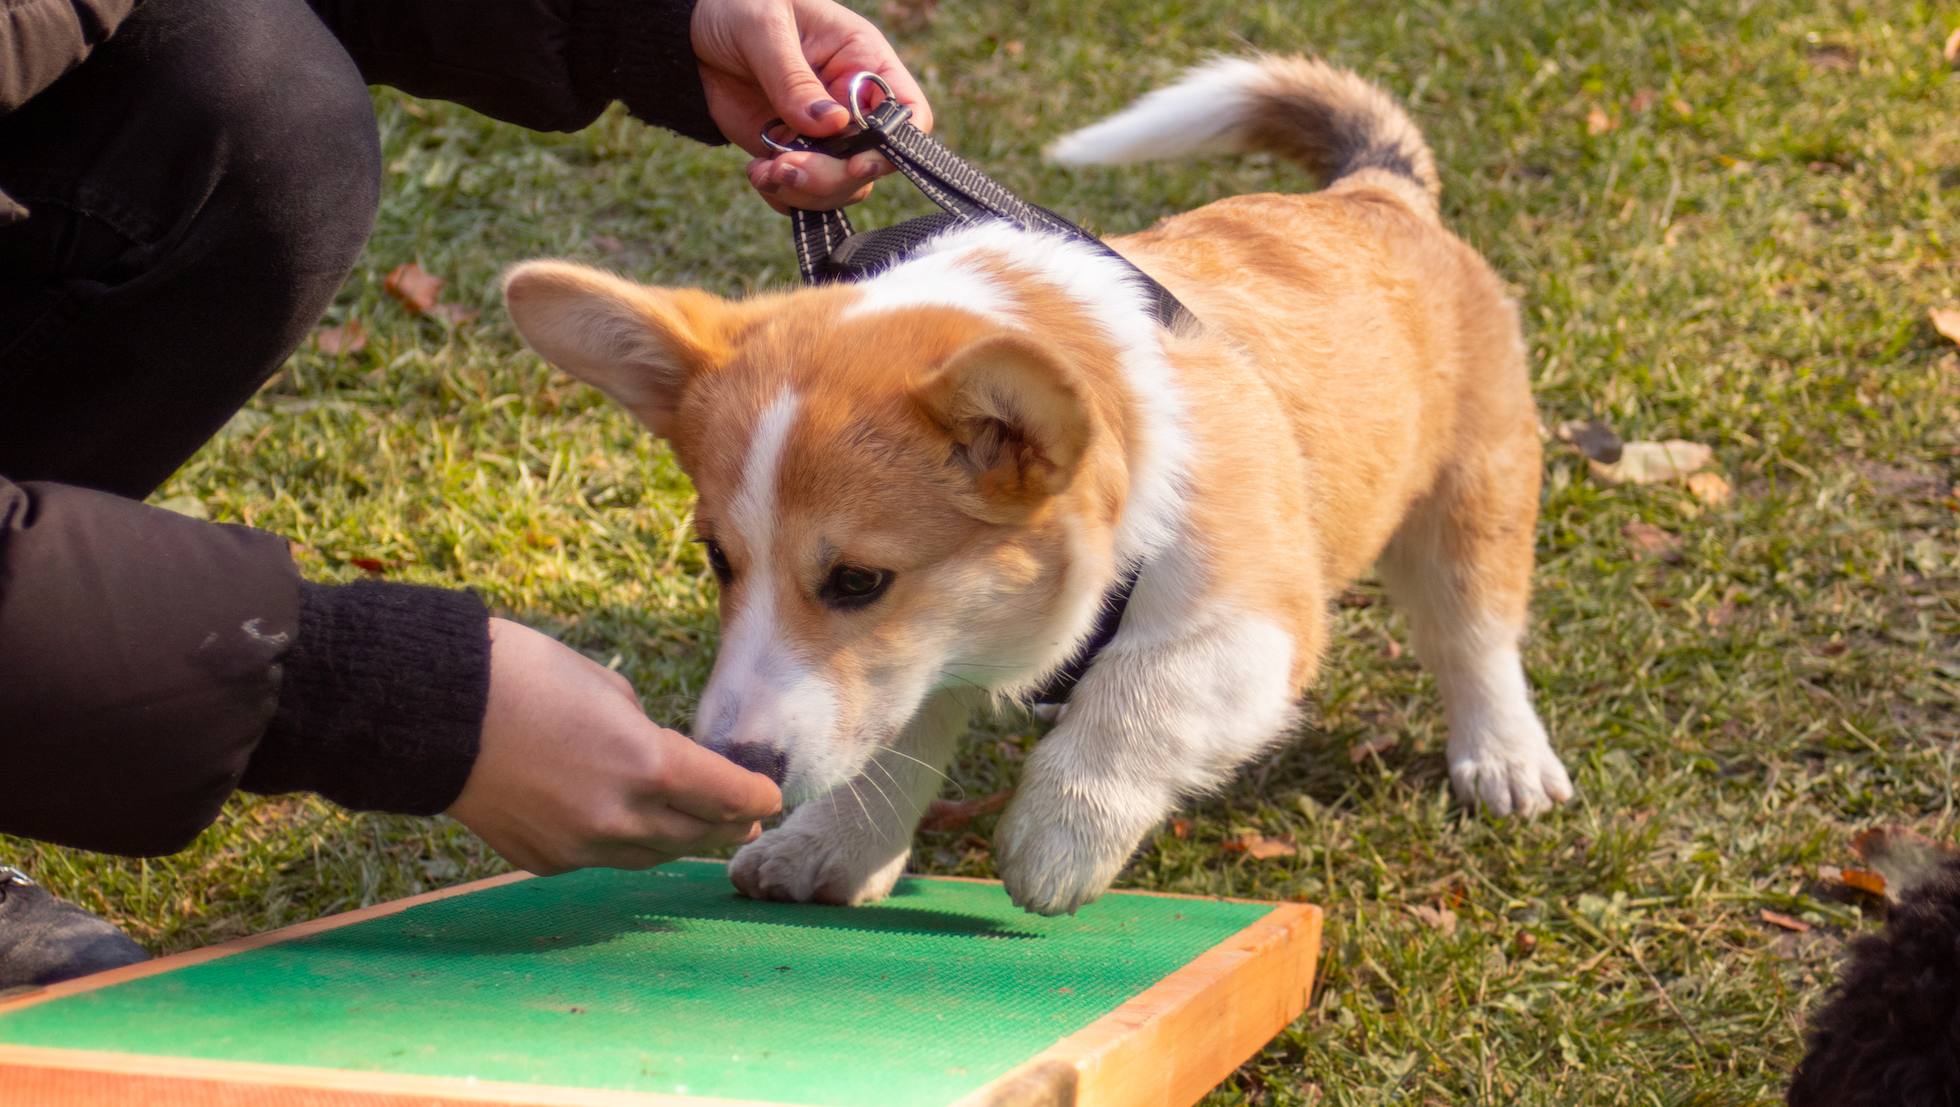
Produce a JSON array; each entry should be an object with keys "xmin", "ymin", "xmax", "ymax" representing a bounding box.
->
[
  {"xmin": 728, "ymin": 824, "xmax": 908, "ymax": 906},
  {"xmin": 1448, "ymin": 736, "xmax": 1573, "ymax": 818},
  {"xmin": 993, "ymin": 799, "xmax": 1146, "ymax": 917}
]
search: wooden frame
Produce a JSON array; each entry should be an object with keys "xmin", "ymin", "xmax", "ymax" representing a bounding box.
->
[{"xmin": 0, "ymin": 873, "xmax": 1320, "ymax": 1107}]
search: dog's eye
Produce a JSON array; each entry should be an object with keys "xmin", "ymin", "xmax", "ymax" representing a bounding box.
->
[
  {"xmin": 700, "ymin": 538, "xmax": 734, "ymax": 585},
  {"xmin": 821, "ymin": 564, "xmax": 891, "ymax": 608}
]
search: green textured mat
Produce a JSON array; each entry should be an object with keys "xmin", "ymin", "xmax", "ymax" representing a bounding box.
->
[{"xmin": 0, "ymin": 862, "xmax": 1273, "ymax": 1106}]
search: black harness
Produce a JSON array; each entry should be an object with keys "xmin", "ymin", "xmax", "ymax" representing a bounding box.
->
[{"xmin": 766, "ymin": 74, "xmax": 1185, "ymax": 702}]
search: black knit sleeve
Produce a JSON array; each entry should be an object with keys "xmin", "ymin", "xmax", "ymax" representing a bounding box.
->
[
  {"xmin": 241, "ymin": 579, "xmax": 489, "ymax": 816},
  {"xmin": 305, "ymin": 0, "xmax": 723, "ymax": 144}
]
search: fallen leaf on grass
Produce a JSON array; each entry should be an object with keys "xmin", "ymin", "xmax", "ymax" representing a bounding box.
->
[
  {"xmin": 1760, "ymin": 908, "xmax": 1811, "ymax": 932},
  {"xmin": 1556, "ymin": 419, "xmax": 1623, "ymax": 464},
  {"xmin": 590, "ymin": 234, "xmax": 624, "ymax": 254},
  {"xmin": 917, "ymin": 790, "xmax": 1011, "ymax": 833},
  {"xmin": 1168, "ymin": 818, "xmax": 1194, "ymax": 840},
  {"xmin": 1380, "ymin": 636, "xmax": 1402, "ymax": 661},
  {"xmin": 1586, "ymin": 107, "xmax": 1616, "ymax": 135},
  {"xmin": 1670, "ymin": 98, "xmax": 1693, "ymax": 117},
  {"xmin": 427, "ymin": 303, "xmax": 480, "ymax": 326},
  {"xmin": 1946, "ymin": 27, "xmax": 1960, "ymax": 65},
  {"xmin": 1851, "ymin": 825, "xmax": 1959, "ymax": 903},
  {"xmin": 1629, "ymin": 88, "xmax": 1658, "ymax": 113},
  {"xmin": 1222, "ymin": 831, "xmax": 1297, "ymax": 859},
  {"xmin": 876, "ymin": 0, "xmax": 935, "ymax": 33},
  {"xmin": 1840, "ymin": 867, "xmax": 1888, "ymax": 897},
  {"xmin": 1930, "ymin": 306, "xmax": 1960, "ymax": 345},
  {"xmin": 1623, "ymin": 522, "xmax": 1684, "ymax": 563},
  {"xmin": 1590, "ymin": 440, "xmax": 1713, "ymax": 485},
  {"xmin": 384, "ymin": 262, "xmax": 445, "ymax": 314},
  {"xmin": 1408, "ymin": 904, "xmax": 1458, "ymax": 935},
  {"xmin": 348, "ymin": 557, "xmax": 388, "ymax": 575},
  {"xmin": 312, "ymin": 320, "xmax": 367, "ymax": 355},
  {"xmin": 1686, "ymin": 471, "xmax": 1732, "ymax": 505},
  {"xmin": 1348, "ymin": 732, "xmax": 1399, "ymax": 763},
  {"xmin": 1707, "ymin": 591, "xmax": 1745, "ymax": 627}
]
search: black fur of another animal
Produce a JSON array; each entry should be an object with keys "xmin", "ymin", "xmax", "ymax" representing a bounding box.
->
[{"xmin": 1789, "ymin": 856, "xmax": 1960, "ymax": 1105}]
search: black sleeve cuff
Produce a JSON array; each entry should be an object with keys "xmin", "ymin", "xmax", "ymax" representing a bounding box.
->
[
  {"xmin": 243, "ymin": 579, "xmax": 489, "ymax": 816},
  {"xmin": 610, "ymin": 0, "xmax": 725, "ymax": 145}
]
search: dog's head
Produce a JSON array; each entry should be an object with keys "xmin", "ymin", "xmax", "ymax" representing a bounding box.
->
[{"xmin": 504, "ymin": 260, "xmax": 1125, "ymax": 801}]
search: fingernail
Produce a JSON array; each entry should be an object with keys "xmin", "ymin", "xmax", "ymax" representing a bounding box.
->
[
  {"xmin": 758, "ymin": 178, "xmax": 781, "ymax": 194},
  {"xmin": 777, "ymin": 165, "xmax": 807, "ymax": 189},
  {"xmin": 809, "ymin": 99, "xmax": 847, "ymax": 121}
]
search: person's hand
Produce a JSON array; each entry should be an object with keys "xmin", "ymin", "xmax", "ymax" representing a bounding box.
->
[
  {"xmin": 691, "ymin": 0, "xmax": 935, "ymax": 213},
  {"xmin": 445, "ymin": 619, "xmax": 782, "ymax": 875}
]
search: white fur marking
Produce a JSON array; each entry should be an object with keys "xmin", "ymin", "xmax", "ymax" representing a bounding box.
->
[{"xmin": 1046, "ymin": 58, "xmax": 1267, "ymax": 166}]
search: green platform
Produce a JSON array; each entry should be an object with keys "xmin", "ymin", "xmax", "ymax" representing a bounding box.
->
[{"xmin": 0, "ymin": 862, "xmax": 1272, "ymax": 1106}]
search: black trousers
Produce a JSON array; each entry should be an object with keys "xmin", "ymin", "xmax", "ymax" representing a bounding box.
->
[{"xmin": 0, "ymin": 0, "xmax": 381, "ymax": 499}]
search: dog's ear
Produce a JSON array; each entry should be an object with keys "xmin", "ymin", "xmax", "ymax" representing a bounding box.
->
[
  {"xmin": 503, "ymin": 260, "xmax": 748, "ymax": 438},
  {"xmin": 915, "ymin": 336, "xmax": 1092, "ymax": 523}
]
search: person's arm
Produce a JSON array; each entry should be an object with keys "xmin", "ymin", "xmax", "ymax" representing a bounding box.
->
[
  {"xmin": 303, "ymin": 0, "xmax": 725, "ymax": 142},
  {"xmin": 0, "ymin": 477, "xmax": 777, "ymax": 863},
  {"xmin": 304, "ymin": 0, "xmax": 933, "ymax": 212}
]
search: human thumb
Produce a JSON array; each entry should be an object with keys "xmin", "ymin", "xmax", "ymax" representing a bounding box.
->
[{"xmin": 748, "ymin": 21, "xmax": 850, "ymax": 136}]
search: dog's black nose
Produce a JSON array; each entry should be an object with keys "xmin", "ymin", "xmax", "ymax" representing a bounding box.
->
[{"xmin": 720, "ymin": 741, "xmax": 789, "ymax": 786}]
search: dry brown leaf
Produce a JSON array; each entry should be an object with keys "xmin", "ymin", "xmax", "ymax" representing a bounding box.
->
[
  {"xmin": 312, "ymin": 320, "xmax": 367, "ymax": 356},
  {"xmin": 1380, "ymin": 636, "xmax": 1402, "ymax": 661},
  {"xmin": 1168, "ymin": 817, "xmax": 1194, "ymax": 840},
  {"xmin": 1629, "ymin": 88, "xmax": 1658, "ymax": 113},
  {"xmin": 1590, "ymin": 440, "xmax": 1714, "ymax": 485},
  {"xmin": 1687, "ymin": 471, "xmax": 1732, "ymax": 505},
  {"xmin": 1222, "ymin": 831, "xmax": 1297, "ymax": 859},
  {"xmin": 1851, "ymin": 825, "xmax": 1959, "ymax": 903},
  {"xmin": 1585, "ymin": 107, "xmax": 1615, "ymax": 135},
  {"xmin": 1348, "ymin": 732, "xmax": 1399, "ymax": 763},
  {"xmin": 1930, "ymin": 306, "xmax": 1960, "ymax": 345},
  {"xmin": 1556, "ymin": 419, "xmax": 1624, "ymax": 464},
  {"xmin": 384, "ymin": 262, "xmax": 444, "ymax": 314},
  {"xmin": 348, "ymin": 557, "xmax": 388, "ymax": 575},
  {"xmin": 1670, "ymin": 98, "xmax": 1693, "ymax": 117},
  {"xmin": 1840, "ymin": 867, "xmax": 1887, "ymax": 897},
  {"xmin": 876, "ymin": 0, "xmax": 936, "ymax": 33},
  {"xmin": 1946, "ymin": 26, "xmax": 1960, "ymax": 65},
  {"xmin": 1760, "ymin": 908, "xmax": 1811, "ymax": 933},
  {"xmin": 428, "ymin": 303, "xmax": 481, "ymax": 326},
  {"xmin": 1409, "ymin": 904, "xmax": 1458, "ymax": 935},
  {"xmin": 917, "ymin": 790, "xmax": 1011, "ymax": 832},
  {"xmin": 1623, "ymin": 522, "xmax": 1684, "ymax": 563}
]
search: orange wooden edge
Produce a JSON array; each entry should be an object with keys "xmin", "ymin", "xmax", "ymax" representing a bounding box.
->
[{"xmin": 0, "ymin": 866, "xmax": 1321, "ymax": 1107}]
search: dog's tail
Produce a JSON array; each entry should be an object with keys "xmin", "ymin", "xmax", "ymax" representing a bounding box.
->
[{"xmin": 1046, "ymin": 56, "xmax": 1440, "ymax": 221}]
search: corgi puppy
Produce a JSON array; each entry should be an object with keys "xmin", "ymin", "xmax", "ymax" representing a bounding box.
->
[{"xmin": 503, "ymin": 55, "xmax": 1573, "ymax": 917}]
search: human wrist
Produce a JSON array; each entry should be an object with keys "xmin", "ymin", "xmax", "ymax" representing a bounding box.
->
[
  {"xmin": 242, "ymin": 580, "xmax": 489, "ymax": 815},
  {"xmin": 612, "ymin": 0, "xmax": 724, "ymax": 145}
]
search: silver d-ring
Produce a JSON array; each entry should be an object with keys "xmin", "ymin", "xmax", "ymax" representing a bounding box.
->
[
  {"xmin": 846, "ymin": 72, "xmax": 896, "ymax": 130},
  {"xmin": 759, "ymin": 118, "xmax": 797, "ymax": 156}
]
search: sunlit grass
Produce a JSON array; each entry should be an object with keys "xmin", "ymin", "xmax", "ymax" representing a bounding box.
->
[{"xmin": 5, "ymin": 0, "xmax": 1959, "ymax": 1102}]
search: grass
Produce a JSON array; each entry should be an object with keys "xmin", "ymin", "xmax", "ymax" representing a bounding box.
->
[{"xmin": 4, "ymin": 0, "xmax": 1959, "ymax": 1101}]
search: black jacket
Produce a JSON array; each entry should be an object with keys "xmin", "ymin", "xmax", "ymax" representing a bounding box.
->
[{"xmin": 0, "ymin": 0, "xmax": 724, "ymax": 855}]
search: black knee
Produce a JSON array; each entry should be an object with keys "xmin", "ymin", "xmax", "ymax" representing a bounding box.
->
[{"xmin": 0, "ymin": 0, "xmax": 380, "ymax": 495}]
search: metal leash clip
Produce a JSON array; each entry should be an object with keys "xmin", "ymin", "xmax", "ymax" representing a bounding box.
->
[{"xmin": 758, "ymin": 73, "xmax": 910, "ymax": 161}]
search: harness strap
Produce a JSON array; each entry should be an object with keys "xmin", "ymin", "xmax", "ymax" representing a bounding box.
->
[{"xmin": 768, "ymin": 76, "xmax": 1198, "ymax": 333}]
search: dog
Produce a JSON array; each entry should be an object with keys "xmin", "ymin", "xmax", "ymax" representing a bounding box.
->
[
  {"xmin": 1787, "ymin": 857, "xmax": 1960, "ymax": 1105},
  {"xmin": 503, "ymin": 55, "xmax": 1574, "ymax": 917}
]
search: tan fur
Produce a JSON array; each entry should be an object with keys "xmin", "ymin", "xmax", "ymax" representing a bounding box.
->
[{"xmin": 504, "ymin": 55, "xmax": 1569, "ymax": 916}]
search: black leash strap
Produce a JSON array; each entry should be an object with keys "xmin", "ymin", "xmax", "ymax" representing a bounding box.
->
[{"xmin": 764, "ymin": 73, "xmax": 1197, "ymax": 333}]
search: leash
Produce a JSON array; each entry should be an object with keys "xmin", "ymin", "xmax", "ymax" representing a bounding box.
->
[
  {"xmin": 762, "ymin": 73, "xmax": 1197, "ymax": 333},
  {"xmin": 763, "ymin": 73, "xmax": 1170, "ymax": 705}
]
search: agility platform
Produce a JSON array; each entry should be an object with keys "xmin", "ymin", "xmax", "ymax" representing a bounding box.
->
[{"xmin": 0, "ymin": 860, "xmax": 1320, "ymax": 1107}]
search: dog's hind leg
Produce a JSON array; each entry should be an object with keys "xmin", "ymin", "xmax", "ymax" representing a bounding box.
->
[
  {"xmin": 1376, "ymin": 436, "xmax": 1573, "ymax": 817},
  {"xmin": 728, "ymin": 689, "xmax": 972, "ymax": 906}
]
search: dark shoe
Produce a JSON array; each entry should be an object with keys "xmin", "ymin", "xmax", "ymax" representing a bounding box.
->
[{"xmin": 0, "ymin": 867, "xmax": 149, "ymax": 988}]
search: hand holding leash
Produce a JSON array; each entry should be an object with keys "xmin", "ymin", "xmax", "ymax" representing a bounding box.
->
[{"xmin": 690, "ymin": 0, "xmax": 933, "ymax": 213}]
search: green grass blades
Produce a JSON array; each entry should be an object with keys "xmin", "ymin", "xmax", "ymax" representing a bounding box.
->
[{"xmin": 4, "ymin": 0, "xmax": 1958, "ymax": 1103}]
